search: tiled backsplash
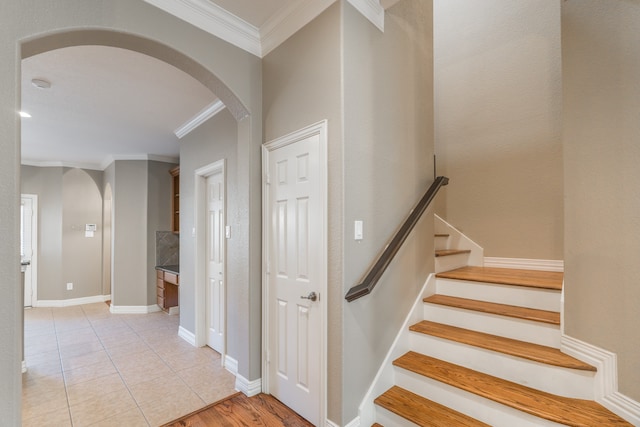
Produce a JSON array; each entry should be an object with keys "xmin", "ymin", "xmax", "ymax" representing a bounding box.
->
[{"xmin": 156, "ymin": 231, "xmax": 179, "ymax": 266}]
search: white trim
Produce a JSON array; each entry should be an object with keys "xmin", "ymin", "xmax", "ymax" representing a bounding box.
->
[
  {"xmin": 174, "ymin": 100, "xmax": 226, "ymax": 139},
  {"xmin": 108, "ymin": 304, "xmax": 162, "ymax": 314},
  {"xmin": 144, "ymin": 0, "xmax": 385, "ymax": 58},
  {"xmin": 22, "ymin": 360, "xmax": 27, "ymax": 374},
  {"xmin": 21, "ymin": 160, "xmax": 105, "ymax": 171},
  {"xmin": 342, "ymin": 417, "xmax": 362, "ymax": 427},
  {"xmin": 260, "ymin": 0, "xmax": 336, "ymax": 57},
  {"xmin": 357, "ymin": 274, "xmax": 436, "ymax": 427},
  {"xmin": 235, "ymin": 373, "xmax": 262, "ymax": 397},
  {"xmin": 484, "ymin": 257, "xmax": 564, "ymax": 272},
  {"xmin": 35, "ymin": 294, "xmax": 110, "ymax": 308},
  {"xmin": 262, "ymin": 120, "xmax": 328, "ymax": 426},
  {"xmin": 562, "ymin": 334, "xmax": 640, "ymax": 425},
  {"xmin": 22, "ymin": 154, "xmax": 179, "ymax": 171},
  {"xmin": 178, "ymin": 326, "xmax": 197, "ymax": 346},
  {"xmin": 143, "ymin": 0, "xmax": 262, "ymax": 57},
  {"xmin": 347, "ymin": 0, "xmax": 384, "ymax": 32},
  {"xmin": 224, "ymin": 354, "xmax": 238, "ymax": 375},
  {"xmin": 194, "ymin": 159, "xmax": 227, "ymax": 365}
]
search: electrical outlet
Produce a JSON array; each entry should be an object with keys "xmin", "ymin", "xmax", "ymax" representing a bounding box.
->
[{"xmin": 66, "ymin": 282, "xmax": 73, "ymax": 291}]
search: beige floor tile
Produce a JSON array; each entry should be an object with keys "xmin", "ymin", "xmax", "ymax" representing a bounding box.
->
[
  {"xmin": 161, "ymin": 348, "xmax": 220, "ymax": 371},
  {"xmin": 109, "ymin": 348, "xmax": 162, "ymax": 369},
  {"xmin": 63, "ymin": 358, "xmax": 118, "ymax": 386},
  {"xmin": 66, "ymin": 372, "xmax": 128, "ymax": 407},
  {"xmin": 22, "ymin": 371, "xmax": 65, "ymax": 399},
  {"xmin": 105, "ymin": 339, "xmax": 150, "ymax": 358},
  {"xmin": 21, "ymin": 406, "xmax": 72, "ymax": 427},
  {"xmin": 128, "ymin": 372, "xmax": 192, "ymax": 406},
  {"xmin": 22, "ymin": 388, "xmax": 68, "ymax": 421},
  {"xmin": 138, "ymin": 388, "xmax": 206, "ymax": 427},
  {"xmin": 23, "ymin": 349, "xmax": 61, "ymax": 368},
  {"xmin": 70, "ymin": 389, "xmax": 138, "ymax": 427},
  {"xmin": 61, "ymin": 349, "xmax": 111, "ymax": 372},
  {"xmin": 117, "ymin": 358, "xmax": 174, "ymax": 386},
  {"xmin": 87, "ymin": 407, "xmax": 150, "ymax": 427},
  {"xmin": 56, "ymin": 327, "xmax": 97, "ymax": 345},
  {"xmin": 177, "ymin": 363, "xmax": 236, "ymax": 404},
  {"xmin": 59, "ymin": 340, "xmax": 104, "ymax": 359}
]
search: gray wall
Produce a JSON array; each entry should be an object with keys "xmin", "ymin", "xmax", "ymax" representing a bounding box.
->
[
  {"xmin": 2, "ymin": 2, "xmax": 262, "ymax": 421},
  {"xmin": 562, "ymin": 0, "xmax": 640, "ymax": 402},
  {"xmin": 263, "ymin": 3, "xmax": 344, "ymax": 422},
  {"xmin": 178, "ymin": 109, "xmax": 237, "ymax": 351},
  {"xmin": 341, "ymin": 0, "xmax": 434, "ymax": 422},
  {"xmin": 21, "ymin": 166, "xmax": 103, "ymax": 301},
  {"xmin": 434, "ymin": 0, "xmax": 563, "ymax": 259}
]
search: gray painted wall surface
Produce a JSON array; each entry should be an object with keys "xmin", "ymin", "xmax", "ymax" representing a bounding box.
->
[
  {"xmin": 2, "ymin": 2, "xmax": 262, "ymax": 421},
  {"xmin": 341, "ymin": 0, "xmax": 434, "ymax": 422},
  {"xmin": 263, "ymin": 3, "xmax": 344, "ymax": 422},
  {"xmin": 562, "ymin": 0, "xmax": 640, "ymax": 402},
  {"xmin": 178, "ymin": 109, "xmax": 238, "ymax": 356},
  {"xmin": 434, "ymin": 0, "xmax": 563, "ymax": 259}
]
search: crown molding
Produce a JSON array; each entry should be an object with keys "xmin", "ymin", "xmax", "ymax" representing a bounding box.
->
[
  {"xmin": 260, "ymin": 0, "xmax": 336, "ymax": 57},
  {"xmin": 175, "ymin": 99, "xmax": 226, "ymax": 139},
  {"xmin": 144, "ymin": 0, "xmax": 385, "ymax": 58},
  {"xmin": 347, "ymin": 0, "xmax": 384, "ymax": 32},
  {"xmin": 101, "ymin": 154, "xmax": 179, "ymax": 170},
  {"xmin": 143, "ymin": 0, "xmax": 262, "ymax": 57},
  {"xmin": 21, "ymin": 159, "xmax": 104, "ymax": 171}
]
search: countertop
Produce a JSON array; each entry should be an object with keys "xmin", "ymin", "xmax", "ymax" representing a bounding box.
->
[{"xmin": 156, "ymin": 264, "xmax": 179, "ymax": 274}]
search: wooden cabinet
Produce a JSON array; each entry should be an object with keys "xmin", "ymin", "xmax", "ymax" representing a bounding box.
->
[
  {"xmin": 156, "ymin": 269, "xmax": 179, "ymax": 311},
  {"xmin": 170, "ymin": 166, "xmax": 180, "ymax": 233}
]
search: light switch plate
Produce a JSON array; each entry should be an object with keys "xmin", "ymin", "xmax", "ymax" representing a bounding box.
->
[{"xmin": 354, "ymin": 220, "xmax": 363, "ymax": 240}]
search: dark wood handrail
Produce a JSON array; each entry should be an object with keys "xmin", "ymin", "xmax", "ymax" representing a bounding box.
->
[{"xmin": 345, "ymin": 176, "xmax": 449, "ymax": 302}]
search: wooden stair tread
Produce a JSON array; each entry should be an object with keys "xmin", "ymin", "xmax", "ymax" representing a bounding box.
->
[
  {"xmin": 375, "ymin": 385, "xmax": 490, "ymax": 427},
  {"xmin": 435, "ymin": 249, "xmax": 471, "ymax": 257},
  {"xmin": 394, "ymin": 352, "xmax": 632, "ymax": 426},
  {"xmin": 436, "ymin": 266, "xmax": 563, "ymax": 291},
  {"xmin": 424, "ymin": 294, "xmax": 560, "ymax": 325},
  {"xmin": 410, "ymin": 320, "xmax": 595, "ymax": 371}
]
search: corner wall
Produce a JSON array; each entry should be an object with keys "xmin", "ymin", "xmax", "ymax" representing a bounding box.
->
[
  {"xmin": 562, "ymin": 0, "xmax": 640, "ymax": 403},
  {"xmin": 341, "ymin": 0, "xmax": 435, "ymax": 421},
  {"xmin": 434, "ymin": 0, "xmax": 563, "ymax": 259}
]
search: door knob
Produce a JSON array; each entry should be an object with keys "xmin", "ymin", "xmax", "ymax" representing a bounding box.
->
[{"xmin": 300, "ymin": 292, "xmax": 318, "ymax": 302}]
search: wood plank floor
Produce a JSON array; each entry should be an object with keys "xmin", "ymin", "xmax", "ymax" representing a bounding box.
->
[{"xmin": 162, "ymin": 393, "xmax": 314, "ymax": 427}]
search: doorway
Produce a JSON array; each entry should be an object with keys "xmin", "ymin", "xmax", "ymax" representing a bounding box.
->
[
  {"xmin": 21, "ymin": 194, "xmax": 38, "ymax": 307},
  {"xmin": 195, "ymin": 160, "xmax": 227, "ymax": 359},
  {"xmin": 262, "ymin": 121, "xmax": 328, "ymax": 426}
]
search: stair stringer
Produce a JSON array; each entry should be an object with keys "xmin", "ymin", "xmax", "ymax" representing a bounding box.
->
[
  {"xmin": 357, "ymin": 273, "xmax": 437, "ymax": 427},
  {"xmin": 561, "ymin": 334, "xmax": 640, "ymax": 425},
  {"xmin": 435, "ymin": 214, "xmax": 483, "ymax": 271}
]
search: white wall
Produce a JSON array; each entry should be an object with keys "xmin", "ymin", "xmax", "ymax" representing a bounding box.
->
[{"xmin": 434, "ymin": 0, "xmax": 563, "ymax": 259}]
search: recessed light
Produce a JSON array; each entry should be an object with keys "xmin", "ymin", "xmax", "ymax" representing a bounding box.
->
[
  {"xmin": 31, "ymin": 78, "xmax": 51, "ymax": 89},
  {"xmin": 19, "ymin": 111, "xmax": 32, "ymax": 118}
]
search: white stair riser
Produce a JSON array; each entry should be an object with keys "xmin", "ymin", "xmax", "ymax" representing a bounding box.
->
[
  {"xmin": 435, "ymin": 235, "xmax": 450, "ymax": 251},
  {"xmin": 395, "ymin": 368, "xmax": 567, "ymax": 427},
  {"xmin": 435, "ymin": 253, "xmax": 469, "ymax": 273},
  {"xmin": 375, "ymin": 406, "xmax": 422, "ymax": 427},
  {"xmin": 435, "ymin": 278, "xmax": 561, "ymax": 312},
  {"xmin": 409, "ymin": 333, "xmax": 595, "ymax": 399},
  {"xmin": 423, "ymin": 304, "xmax": 561, "ymax": 348}
]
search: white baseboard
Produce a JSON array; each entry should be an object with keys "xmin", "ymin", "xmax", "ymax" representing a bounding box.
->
[
  {"xmin": 562, "ymin": 334, "xmax": 640, "ymax": 425},
  {"xmin": 35, "ymin": 294, "xmax": 110, "ymax": 307},
  {"xmin": 109, "ymin": 304, "xmax": 162, "ymax": 314},
  {"xmin": 22, "ymin": 360, "xmax": 27, "ymax": 373},
  {"xmin": 484, "ymin": 257, "xmax": 564, "ymax": 272},
  {"xmin": 342, "ymin": 416, "xmax": 361, "ymax": 427},
  {"xmin": 178, "ymin": 326, "xmax": 196, "ymax": 346},
  {"xmin": 224, "ymin": 354, "xmax": 238, "ymax": 375},
  {"xmin": 235, "ymin": 373, "xmax": 262, "ymax": 397}
]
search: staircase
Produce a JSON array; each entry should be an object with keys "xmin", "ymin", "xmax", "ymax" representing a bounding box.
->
[{"xmin": 370, "ymin": 227, "xmax": 633, "ymax": 426}]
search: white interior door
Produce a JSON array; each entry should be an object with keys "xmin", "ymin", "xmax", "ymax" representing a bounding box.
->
[
  {"xmin": 21, "ymin": 195, "xmax": 37, "ymax": 307},
  {"xmin": 264, "ymin": 122, "xmax": 327, "ymax": 426},
  {"xmin": 206, "ymin": 171, "xmax": 225, "ymax": 353}
]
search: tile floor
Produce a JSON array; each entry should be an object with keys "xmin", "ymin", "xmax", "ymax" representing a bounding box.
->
[{"xmin": 22, "ymin": 302, "xmax": 236, "ymax": 426}]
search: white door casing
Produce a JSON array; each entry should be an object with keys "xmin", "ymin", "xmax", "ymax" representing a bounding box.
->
[
  {"xmin": 194, "ymin": 159, "xmax": 226, "ymax": 362},
  {"xmin": 263, "ymin": 120, "xmax": 327, "ymax": 426},
  {"xmin": 21, "ymin": 194, "xmax": 38, "ymax": 307},
  {"xmin": 206, "ymin": 170, "xmax": 225, "ymax": 353}
]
